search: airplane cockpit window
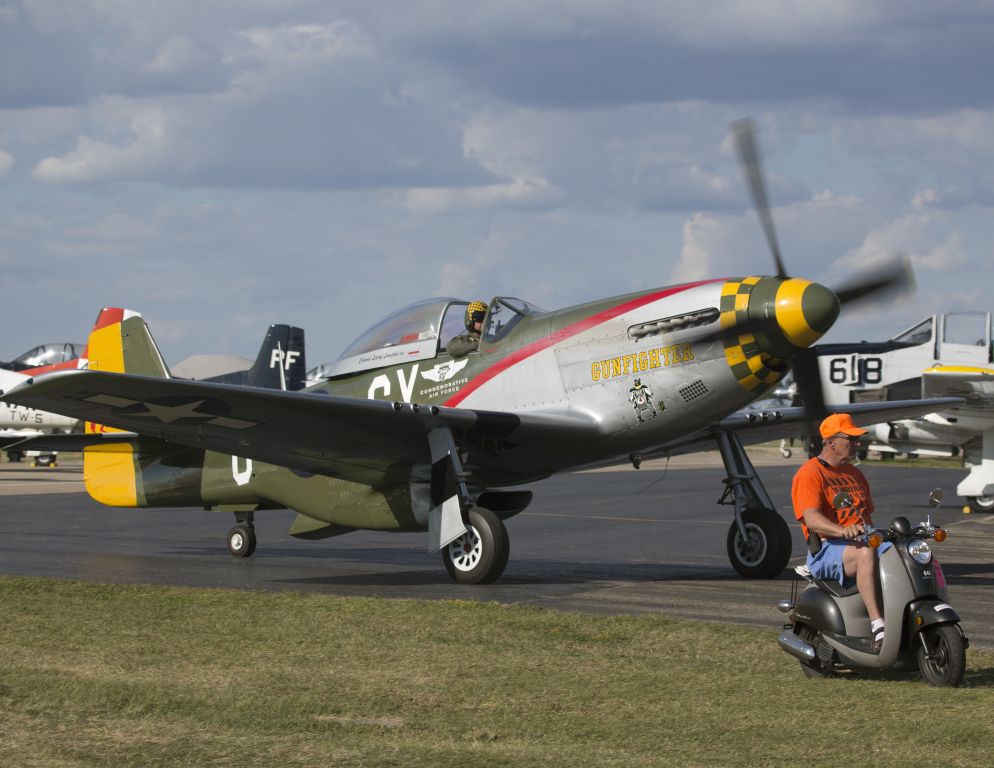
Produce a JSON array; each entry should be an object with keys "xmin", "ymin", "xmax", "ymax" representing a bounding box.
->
[
  {"xmin": 13, "ymin": 342, "xmax": 85, "ymax": 367},
  {"xmin": 439, "ymin": 302, "xmax": 470, "ymax": 353},
  {"xmin": 483, "ymin": 297, "xmax": 545, "ymax": 343},
  {"xmin": 330, "ymin": 298, "xmax": 457, "ymax": 376},
  {"xmin": 891, "ymin": 319, "xmax": 932, "ymax": 346},
  {"xmin": 943, "ymin": 312, "xmax": 989, "ymax": 347}
]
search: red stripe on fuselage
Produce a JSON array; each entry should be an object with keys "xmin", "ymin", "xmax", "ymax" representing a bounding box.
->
[{"xmin": 443, "ymin": 279, "xmax": 723, "ymax": 407}]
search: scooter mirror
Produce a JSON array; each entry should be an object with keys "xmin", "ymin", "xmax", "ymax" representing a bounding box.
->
[
  {"xmin": 928, "ymin": 488, "xmax": 944, "ymax": 507},
  {"xmin": 832, "ymin": 491, "xmax": 853, "ymax": 510}
]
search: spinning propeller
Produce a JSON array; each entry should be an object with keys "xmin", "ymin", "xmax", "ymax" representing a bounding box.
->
[{"xmin": 727, "ymin": 118, "xmax": 915, "ymax": 424}]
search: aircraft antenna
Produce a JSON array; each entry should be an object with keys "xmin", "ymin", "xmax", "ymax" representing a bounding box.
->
[{"xmin": 276, "ymin": 342, "xmax": 287, "ymax": 391}]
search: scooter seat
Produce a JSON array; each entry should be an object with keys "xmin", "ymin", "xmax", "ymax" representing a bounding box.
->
[{"xmin": 816, "ymin": 578, "xmax": 860, "ymax": 598}]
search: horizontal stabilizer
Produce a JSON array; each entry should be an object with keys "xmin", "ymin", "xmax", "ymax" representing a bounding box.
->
[{"xmin": 6, "ymin": 432, "xmax": 140, "ymax": 452}]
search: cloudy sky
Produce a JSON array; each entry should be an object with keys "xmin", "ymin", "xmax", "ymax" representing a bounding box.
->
[{"xmin": 2, "ymin": 0, "xmax": 992, "ymax": 368}]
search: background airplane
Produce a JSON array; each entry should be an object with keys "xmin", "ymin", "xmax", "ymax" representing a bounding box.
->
[
  {"xmin": 0, "ymin": 342, "xmax": 90, "ymax": 464},
  {"xmin": 1, "ymin": 342, "xmax": 86, "ymax": 374},
  {"xmin": 178, "ymin": 324, "xmax": 307, "ymax": 391},
  {"xmin": 0, "ymin": 367, "xmax": 78, "ymax": 465},
  {"xmin": 807, "ymin": 310, "xmax": 993, "ymax": 512}
]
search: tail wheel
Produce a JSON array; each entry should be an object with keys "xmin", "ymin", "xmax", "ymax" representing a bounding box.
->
[
  {"xmin": 227, "ymin": 524, "xmax": 257, "ymax": 558},
  {"xmin": 967, "ymin": 495, "xmax": 994, "ymax": 514},
  {"xmin": 796, "ymin": 624, "xmax": 832, "ymax": 679},
  {"xmin": 442, "ymin": 507, "xmax": 509, "ymax": 585},
  {"xmin": 726, "ymin": 507, "xmax": 792, "ymax": 578},
  {"xmin": 917, "ymin": 624, "xmax": 966, "ymax": 687}
]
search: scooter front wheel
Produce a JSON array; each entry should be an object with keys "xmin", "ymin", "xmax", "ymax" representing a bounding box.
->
[{"xmin": 917, "ymin": 624, "xmax": 966, "ymax": 687}]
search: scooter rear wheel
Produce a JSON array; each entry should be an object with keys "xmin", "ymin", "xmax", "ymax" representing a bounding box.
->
[{"xmin": 917, "ymin": 624, "xmax": 965, "ymax": 687}]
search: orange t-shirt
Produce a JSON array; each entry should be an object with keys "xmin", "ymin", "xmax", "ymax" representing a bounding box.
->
[{"xmin": 791, "ymin": 457, "xmax": 875, "ymax": 540}]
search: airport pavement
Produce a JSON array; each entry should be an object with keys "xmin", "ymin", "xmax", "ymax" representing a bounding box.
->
[{"xmin": 1, "ymin": 456, "xmax": 991, "ymax": 650}]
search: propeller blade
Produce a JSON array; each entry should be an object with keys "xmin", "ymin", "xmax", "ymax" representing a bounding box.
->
[
  {"xmin": 833, "ymin": 255, "xmax": 916, "ymax": 306},
  {"xmin": 731, "ymin": 118, "xmax": 788, "ymax": 279},
  {"xmin": 790, "ymin": 347, "xmax": 827, "ymax": 425}
]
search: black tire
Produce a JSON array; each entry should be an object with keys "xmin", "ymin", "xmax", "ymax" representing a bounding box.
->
[
  {"xmin": 227, "ymin": 524, "xmax": 257, "ymax": 558},
  {"xmin": 442, "ymin": 507, "xmax": 509, "ymax": 584},
  {"xmin": 796, "ymin": 624, "xmax": 832, "ymax": 679},
  {"xmin": 967, "ymin": 495, "xmax": 994, "ymax": 514},
  {"xmin": 34, "ymin": 454, "xmax": 56, "ymax": 468},
  {"xmin": 726, "ymin": 507, "xmax": 792, "ymax": 578},
  {"xmin": 917, "ymin": 624, "xmax": 966, "ymax": 687},
  {"xmin": 7, "ymin": 451, "xmax": 23, "ymax": 463}
]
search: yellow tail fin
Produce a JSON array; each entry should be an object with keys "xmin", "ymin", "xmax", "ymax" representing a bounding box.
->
[{"xmin": 83, "ymin": 308, "xmax": 169, "ymax": 506}]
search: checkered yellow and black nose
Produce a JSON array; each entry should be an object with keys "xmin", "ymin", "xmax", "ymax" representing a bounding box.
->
[{"xmin": 720, "ymin": 276, "xmax": 839, "ymax": 392}]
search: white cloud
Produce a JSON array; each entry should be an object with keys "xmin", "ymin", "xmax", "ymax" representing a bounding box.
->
[
  {"xmin": 0, "ymin": 148, "xmax": 13, "ymax": 175},
  {"xmin": 670, "ymin": 189, "xmax": 874, "ymax": 283},
  {"xmin": 146, "ymin": 35, "xmax": 212, "ymax": 76},
  {"xmin": 671, "ymin": 213, "xmax": 727, "ymax": 282},
  {"xmin": 32, "ymin": 106, "xmax": 170, "ymax": 183},
  {"xmin": 837, "ymin": 213, "xmax": 968, "ymax": 273},
  {"xmin": 401, "ymin": 178, "xmax": 562, "ymax": 212},
  {"xmin": 398, "ymin": 1, "xmax": 880, "ymax": 48},
  {"xmin": 234, "ymin": 21, "xmax": 374, "ymax": 68},
  {"xmin": 847, "ymin": 110, "xmax": 994, "ymax": 183}
]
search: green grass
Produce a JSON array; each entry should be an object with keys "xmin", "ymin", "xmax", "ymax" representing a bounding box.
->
[{"xmin": 1, "ymin": 577, "xmax": 992, "ymax": 768}]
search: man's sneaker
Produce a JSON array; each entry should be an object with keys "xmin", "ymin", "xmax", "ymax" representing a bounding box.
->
[{"xmin": 871, "ymin": 626, "xmax": 885, "ymax": 652}]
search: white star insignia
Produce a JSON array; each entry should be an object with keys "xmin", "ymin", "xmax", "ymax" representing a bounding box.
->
[{"xmin": 131, "ymin": 399, "xmax": 212, "ymax": 424}]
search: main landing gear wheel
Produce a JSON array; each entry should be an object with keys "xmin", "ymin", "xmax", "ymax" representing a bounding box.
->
[
  {"xmin": 726, "ymin": 507, "xmax": 792, "ymax": 578},
  {"xmin": 227, "ymin": 524, "xmax": 257, "ymax": 558},
  {"xmin": 442, "ymin": 508, "xmax": 509, "ymax": 585},
  {"xmin": 967, "ymin": 495, "xmax": 994, "ymax": 514},
  {"xmin": 917, "ymin": 624, "xmax": 966, "ymax": 687}
]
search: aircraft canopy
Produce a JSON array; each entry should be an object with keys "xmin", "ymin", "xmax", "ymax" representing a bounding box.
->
[
  {"xmin": 329, "ymin": 296, "xmax": 545, "ymax": 377},
  {"xmin": 5, "ymin": 342, "xmax": 85, "ymax": 370}
]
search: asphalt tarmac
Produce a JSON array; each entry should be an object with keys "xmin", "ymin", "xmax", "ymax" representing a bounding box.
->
[{"xmin": 2, "ymin": 454, "xmax": 992, "ymax": 648}]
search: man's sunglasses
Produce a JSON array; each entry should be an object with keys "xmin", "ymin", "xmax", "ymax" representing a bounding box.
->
[{"xmin": 831, "ymin": 434, "xmax": 861, "ymax": 443}]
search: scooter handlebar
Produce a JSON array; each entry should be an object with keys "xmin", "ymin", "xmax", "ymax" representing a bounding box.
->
[{"xmin": 854, "ymin": 529, "xmax": 887, "ymax": 549}]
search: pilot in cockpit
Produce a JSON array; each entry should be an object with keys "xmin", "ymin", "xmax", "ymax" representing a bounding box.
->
[{"xmin": 447, "ymin": 300, "xmax": 487, "ymax": 358}]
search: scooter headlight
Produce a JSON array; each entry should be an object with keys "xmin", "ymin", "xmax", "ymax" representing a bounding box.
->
[{"xmin": 907, "ymin": 538, "xmax": 932, "ymax": 565}]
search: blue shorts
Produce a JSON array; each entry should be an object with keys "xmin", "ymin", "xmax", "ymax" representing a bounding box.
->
[{"xmin": 807, "ymin": 540, "xmax": 892, "ymax": 586}]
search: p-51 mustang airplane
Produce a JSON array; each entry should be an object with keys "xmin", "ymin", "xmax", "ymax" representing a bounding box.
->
[{"xmin": 0, "ymin": 122, "xmax": 959, "ymax": 583}]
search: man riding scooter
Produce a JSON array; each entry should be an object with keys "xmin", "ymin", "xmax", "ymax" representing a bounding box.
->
[{"xmin": 791, "ymin": 413, "xmax": 890, "ymax": 651}]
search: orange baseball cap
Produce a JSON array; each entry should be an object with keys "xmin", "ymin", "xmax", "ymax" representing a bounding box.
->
[{"xmin": 819, "ymin": 413, "xmax": 868, "ymax": 439}]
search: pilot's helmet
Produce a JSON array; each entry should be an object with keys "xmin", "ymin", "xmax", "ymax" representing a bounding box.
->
[
  {"xmin": 633, "ymin": 378, "xmax": 641, "ymax": 386},
  {"xmin": 465, "ymin": 301, "xmax": 487, "ymax": 331}
]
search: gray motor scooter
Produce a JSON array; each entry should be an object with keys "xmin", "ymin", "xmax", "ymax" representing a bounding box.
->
[{"xmin": 777, "ymin": 488, "xmax": 968, "ymax": 686}]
